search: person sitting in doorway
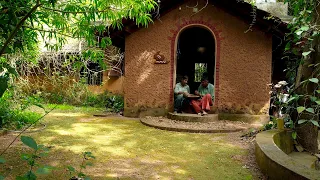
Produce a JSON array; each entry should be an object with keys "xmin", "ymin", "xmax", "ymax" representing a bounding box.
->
[
  {"xmin": 174, "ymin": 75, "xmax": 190, "ymax": 113},
  {"xmin": 191, "ymin": 77, "xmax": 214, "ymax": 115}
]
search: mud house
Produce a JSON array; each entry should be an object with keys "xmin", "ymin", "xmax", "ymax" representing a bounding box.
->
[{"xmin": 105, "ymin": 0, "xmax": 288, "ymax": 118}]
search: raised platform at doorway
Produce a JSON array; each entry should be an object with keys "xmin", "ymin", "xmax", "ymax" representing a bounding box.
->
[
  {"xmin": 167, "ymin": 112, "xmax": 219, "ymax": 122},
  {"xmin": 140, "ymin": 116, "xmax": 248, "ymax": 133},
  {"xmin": 167, "ymin": 112, "xmax": 269, "ymax": 125}
]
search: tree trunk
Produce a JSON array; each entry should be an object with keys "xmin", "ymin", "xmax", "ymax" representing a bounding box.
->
[
  {"xmin": 296, "ymin": 113, "xmax": 319, "ymax": 153},
  {"xmin": 294, "ymin": 50, "xmax": 319, "ymax": 153}
]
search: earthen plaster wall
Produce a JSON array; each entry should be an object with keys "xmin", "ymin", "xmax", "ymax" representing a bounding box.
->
[
  {"xmin": 22, "ymin": 72, "xmax": 124, "ymax": 95},
  {"xmin": 88, "ymin": 72, "xmax": 124, "ymax": 95},
  {"xmin": 124, "ymin": 0, "xmax": 272, "ymax": 117}
]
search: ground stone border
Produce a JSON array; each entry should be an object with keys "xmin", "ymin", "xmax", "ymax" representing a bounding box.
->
[
  {"xmin": 140, "ymin": 118, "xmax": 246, "ymax": 133},
  {"xmin": 167, "ymin": 112, "xmax": 219, "ymax": 122},
  {"xmin": 255, "ymin": 130, "xmax": 319, "ymax": 180}
]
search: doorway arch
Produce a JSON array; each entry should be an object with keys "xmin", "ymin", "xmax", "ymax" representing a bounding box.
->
[
  {"xmin": 176, "ymin": 26, "xmax": 216, "ymax": 93},
  {"xmin": 169, "ymin": 22, "xmax": 222, "ymax": 109},
  {"xmin": 172, "ymin": 25, "xmax": 218, "ymax": 108}
]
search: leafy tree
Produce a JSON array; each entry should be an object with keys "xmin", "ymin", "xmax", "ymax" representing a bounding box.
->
[
  {"xmin": 282, "ymin": 0, "xmax": 320, "ymax": 153},
  {"xmin": 0, "ymin": 0, "xmax": 157, "ymax": 97}
]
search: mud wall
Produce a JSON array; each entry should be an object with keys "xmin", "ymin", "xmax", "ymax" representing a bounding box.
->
[
  {"xmin": 88, "ymin": 72, "xmax": 124, "ymax": 95},
  {"xmin": 124, "ymin": 0, "xmax": 272, "ymax": 117},
  {"xmin": 21, "ymin": 71, "xmax": 124, "ymax": 95}
]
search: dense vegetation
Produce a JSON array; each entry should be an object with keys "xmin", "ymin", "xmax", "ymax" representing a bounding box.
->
[
  {"xmin": 0, "ymin": 0, "xmax": 319, "ymax": 179},
  {"xmin": 0, "ymin": 0, "xmax": 155, "ymax": 129},
  {"xmin": 0, "ymin": 0, "xmax": 156, "ymax": 179},
  {"xmin": 280, "ymin": 0, "xmax": 320, "ymax": 153}
]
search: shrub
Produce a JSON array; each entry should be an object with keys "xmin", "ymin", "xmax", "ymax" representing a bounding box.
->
[
  {"xmin": 0, "ymin": 90, "xmax": 42, "ymax": 130},
  {"xmin": 15, "ymin": 76, "xmax": 124, "ymax": 112}
]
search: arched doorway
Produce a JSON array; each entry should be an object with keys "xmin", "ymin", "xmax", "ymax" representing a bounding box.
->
[{"xmin": 176, "ymin": 26, "xmax": 216, "ymax": 94}]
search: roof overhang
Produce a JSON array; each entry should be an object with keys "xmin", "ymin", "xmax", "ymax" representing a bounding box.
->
[{"xmin": 105, "ymin": 0, "xmax": 289, "ymax": 48}]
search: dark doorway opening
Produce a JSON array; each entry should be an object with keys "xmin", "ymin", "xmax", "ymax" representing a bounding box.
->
[{"xmin": 176, "ymin": 27, "xmax": 216, "ymax": 92}]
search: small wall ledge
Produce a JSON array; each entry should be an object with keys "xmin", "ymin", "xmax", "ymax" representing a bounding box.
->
[
  {"xmin": 255, "ymin": 130, "xmax": 320, "ymax": 180},
  {"xmin": 219, "ymin": 113, "xmax": 269, "ymax": 125}
]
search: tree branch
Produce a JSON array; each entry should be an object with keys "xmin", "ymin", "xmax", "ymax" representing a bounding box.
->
[
  {"xmin": 41, "ymin": 6, "xmax": 120, "ymax": 14},
  {"xmin": 0, "ymin": 3, "xmax": 42, "ymax": 57},
  {"xmin": 0, "ymin": 105, "xmax": 57, "ymax": 156},
  {"xmin": 23, "ymin": 26, "xmax": 74, "ymax": 38}
]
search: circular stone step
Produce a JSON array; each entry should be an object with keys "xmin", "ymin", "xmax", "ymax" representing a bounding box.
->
[
  {"xmin": 167, "ymin": 112, "xmax": 218, "ymax": 122},
  {"xmin": 140, "ymin": 117, "xmax": 248, "ymax": 133}
]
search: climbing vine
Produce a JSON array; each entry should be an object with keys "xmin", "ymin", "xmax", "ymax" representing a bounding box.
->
[{"xmin": 278, "ymin": 0, "xmax": 320, "ymax": 152}]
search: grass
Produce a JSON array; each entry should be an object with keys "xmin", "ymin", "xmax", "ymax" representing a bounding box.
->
[
  {"xmin": 45, "ymin": 104, "xmax": 106, "ymax": 112},
  {"xmin": 0, "ymin": 107, "xmax": 254, "ymax": 180}
]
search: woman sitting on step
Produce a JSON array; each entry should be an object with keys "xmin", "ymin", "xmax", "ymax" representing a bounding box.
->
[{"xmin": 191, "ymin": 77, "xmax": 214, "ymax": 116}]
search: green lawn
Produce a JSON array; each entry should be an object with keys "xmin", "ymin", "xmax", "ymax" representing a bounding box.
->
[{"xmin": 0, "ymin": 106, "xmax": 255, "ymax": 180}]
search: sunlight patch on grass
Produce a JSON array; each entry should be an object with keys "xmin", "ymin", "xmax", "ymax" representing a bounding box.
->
[
  {"xmin": 106, "ymin": 173, "xmax": 118, "ymax": 178},
  {"xmin": 0, "ymin": 108, "xmax": 255, "ymax": 179},
  {"xmin": 53, "ymin": 129, "xmax": 72, "ymax": 135},
  {"xmin": 46, "ymin": 104, "xmax": 76, "ymax": 110},
  {"xmin": 173, "ymin": 169, "xmax": 187, "ymax": 174},
  {"xmin": 67, "ymin": 145, "xmax": 89, "ymax": 153},
  {"xmin": 48, "ymin": 112, "xmax": 87, "ymax": 117}
]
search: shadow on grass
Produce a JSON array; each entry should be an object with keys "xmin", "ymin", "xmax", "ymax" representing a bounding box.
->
[{"xmin": 0, "ymin": 111, "xmax": 253, "ymax": 180}]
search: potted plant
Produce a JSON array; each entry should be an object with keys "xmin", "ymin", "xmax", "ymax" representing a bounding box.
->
[{"xmin": 269, "ymin": 81, "xmax": 290, "ymax": 130}]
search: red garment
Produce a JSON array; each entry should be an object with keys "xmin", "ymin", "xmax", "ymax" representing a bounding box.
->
[{"xmin": 190, "ymin": 94, "xmax": 213, "ymax": 113}]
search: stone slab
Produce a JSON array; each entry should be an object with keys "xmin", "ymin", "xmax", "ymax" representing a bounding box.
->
[
  {"xmin": 255, "ymin": 130, "xmax": 320, "ymax": 180},
  {"xmin": 140, "ymin": 118, "xmax": 245, "ymax": 133},
  {"xmin": 167, "ymin": 112, "xmax": 219, "ymax": 122},
  {"xmin": 219, "ymin": 113, "xmax": 269, "ymax": 125}
]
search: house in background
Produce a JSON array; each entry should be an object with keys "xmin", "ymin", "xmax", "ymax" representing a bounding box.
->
[
  {"xmin": 105, "ymin": 0, "xmax": 288, "ymax": 118},
  {"xmin": 20, "ymin": 37, "xmax": 125, "ymax": 95}
]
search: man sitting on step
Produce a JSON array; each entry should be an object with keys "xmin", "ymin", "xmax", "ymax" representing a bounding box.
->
[
  {"xmin": 191, "ymin": 77, "xmax": 214, "ymax": 116},
  {"xmin": 173, "ymin": 75, "xmax": 190, "ymax": 113}
]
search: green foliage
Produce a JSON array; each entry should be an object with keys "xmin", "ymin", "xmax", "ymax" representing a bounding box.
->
[
  {"xmin": 0, "ymin": 90, "xmax": 42, "ymax": 129},
  {"xmin": 67, "ymin": 152, "xmax": 95, "ymax": 180},
  {"xmin": 264, "ymin": 120, "xmax": 276, "ymax": 130},
  {"xmin": 0, "ymin": 157, "xmax": 5, "ymax": 164},
  {"xmin": 0, "ymin": 0, "xmax": 157, "ymax": 97},
  {"xmin": 16, "ymin": 75, "xmax": 124, "ymax": 111},
  {"xmin": 280, "ymin": 0, "xmax": 320, "ymax": 132},
  {"xmin": 0, "ymin": 136, "xmax": 53, "ymax": 180},
  {"xmin": 0, "ymin": 0, "xmax": 156, "ymax": 53},
  {"xmin": 292, "ymin": 131, "xmax": 297, "ymax": 139},
  {"xmin": 0, "ymin": 60, "xmax": 16, "ymax": 97},
  {"xmin": 283, "ymin": 79, "xmax": 320, "ymax": 128},
  {"xmin": 85, "ymin": 92, "xmax": 124, "ymax": 112},
  {"xmin": 21, "ymin": 136, "xmax": 38, "ymax": 150},
  {"xmin": 1, "ymin": 136, "xmax": 94, "ymax": 179}
]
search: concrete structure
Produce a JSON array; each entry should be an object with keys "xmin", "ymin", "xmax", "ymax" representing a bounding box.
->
[
  {"xmin": 255, "ymin": 130, "xmax": 319, "ymax": 179},
  {"xmin": 256, "ymin": 0, "xmax": 291, "ymax": 22}
]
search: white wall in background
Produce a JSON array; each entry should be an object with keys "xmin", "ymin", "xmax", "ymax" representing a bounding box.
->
[
  {"xmin": 256, "ymin": 0, "xmax": 289, "ymax": 18},
  {"xmin": 256, "ymin": 0, "xmax": 276, "ymax": 3}
]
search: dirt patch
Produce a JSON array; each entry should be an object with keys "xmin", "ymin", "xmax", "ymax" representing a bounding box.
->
[{"xmin": 224, "ymin": 132, "xmax": 267, "ymax": 180}]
